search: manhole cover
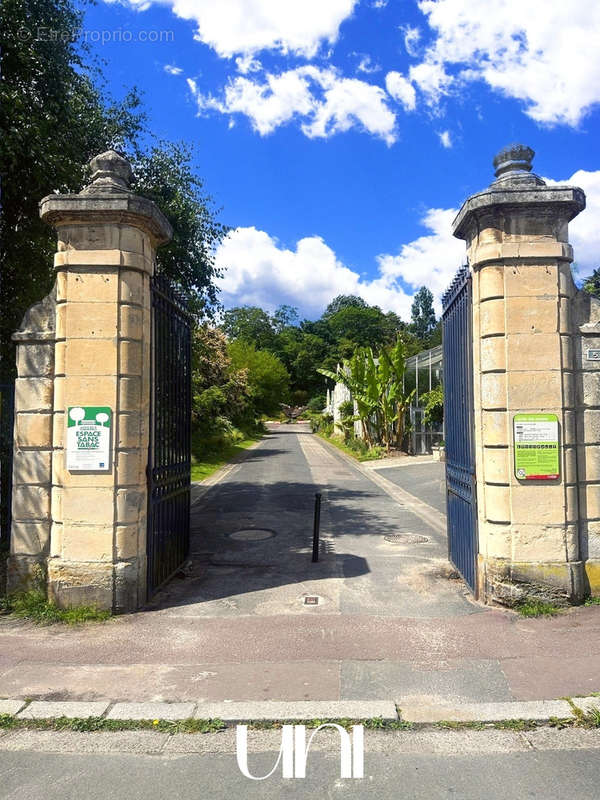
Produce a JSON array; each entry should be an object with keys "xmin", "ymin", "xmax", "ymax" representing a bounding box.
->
[
  {"xmin": 227, "ymin": 528, "xmax": 276, "ymax": 541},
  {"xmin": 384, "ymin": 533, "xmax": 430, "ymax": 545}
]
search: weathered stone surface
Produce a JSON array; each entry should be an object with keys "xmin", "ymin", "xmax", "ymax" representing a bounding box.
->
[
  {"xmin": 12, "ymin": 485, "xmax": 51, "ymax": 522},
  {"xmin": 12, "ymin": 450, "xmax": 51, "ymax": 485},
  {"xmin": 11, "ymin": 522, "xmax": 50, "ymax": 556},
  {"xmin": 107, "ymin": 702, "xmax": 195, "ymax": 720},
  {"xmin": 16, "ymin": 343, "xmax": 54, "ymax": 378},
  {"xmin": 15, "ymin": 413, "xmax": 52, "ymax": 448},
  {"xmin": 19, "ymin": 701, "xmax": 110, "ymax": 719}
]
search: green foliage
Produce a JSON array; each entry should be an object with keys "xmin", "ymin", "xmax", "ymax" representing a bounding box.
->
[
  {"xmin": 0, "ymin": 715, "xmax": 225, "ymax": 734},
  {"xmin": 228, "ymin": 340, "xmax": 290, "ymax": 417},
  {"xmin": 421, "ymin": 384, "xmax": 444, "ymax": 426},
  {"xmin": 6, "ymin": 591, "xmax": 110, "ymax": 625},
  {"xmin": 307, "ymin": 394, "xmax": 327, "ymax": 412},
  {"xmin": 410, "ymin": 286, "xmax": 437, "ymax": 340},
  {"xmin": 0, "ymin": 0, "xmax": 145, "ymax": 379},
  {"xmin": 323, "ymin": 295, "xmax": 368, "ymax": 316},
  {"xmin": 221, "ymin": 306, "xmax": 277, "ymax": 350},
  {"xmin": 584, "ymin": 596, "xmax": 600, "ymax": 605},
  {"xmin": 582, "ymin": 268, "xmax": 600, "ymax": 298},
  {"xmin": 515, "ymin": 599, "xmax": 563, "ymax": 617},
  {"xmin": 131, "ymin": 142, "xmax": 228, "ymax": 316}
]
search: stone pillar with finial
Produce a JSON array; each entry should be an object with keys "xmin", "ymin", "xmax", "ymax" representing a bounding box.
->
[
  {"xmin": 452, "ymin": 143, "xmax": 586, "ymax": 605},
  {"xmin": 9, "ymin": 150, "xmax": 171, "ymax": 611}
]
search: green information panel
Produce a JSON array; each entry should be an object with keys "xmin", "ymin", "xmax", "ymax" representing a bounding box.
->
[
  {"xmin": 67, "ymin": 406, "xmax": 112, "ymax": 471},
  {"xmin": 513, "ymin": 413, "xmax": 559, "ymax": 481}
]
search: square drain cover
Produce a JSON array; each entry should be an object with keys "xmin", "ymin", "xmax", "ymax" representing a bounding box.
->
[{"xmin": 304, "ymin": 596, "xmax": 319, "ymax": 605}]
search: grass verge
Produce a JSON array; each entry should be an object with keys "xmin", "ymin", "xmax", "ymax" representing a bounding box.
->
[
  {"xmin": 317, "ymin": 432, "xmax": 383, "ymax": 463},
  {"xmin": 0, "ymin": 714, "xmax": 224, "ymax": 734},
  {"xmin": 191, "ymin": 433, "xmax": 263, "ymax": 482},
  {"xmin": 1, "ymin": 591, "xmax": 110, "ymax": 625},
  {"xmin": 514, "ymin": 599, "xmax": 563, "ymax": 617}
]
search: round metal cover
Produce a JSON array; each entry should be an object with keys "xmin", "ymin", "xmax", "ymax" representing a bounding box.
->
[
  {"xmin": 384, "ymin": 533, "xmax": 430, "ymax": 544},
  {"xmin": 227, "ymin": 528, "xmax": 276, "ymax": 541}
]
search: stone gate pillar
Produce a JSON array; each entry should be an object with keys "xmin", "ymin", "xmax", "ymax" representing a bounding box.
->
[
  {"xmin": 453, "ymin": 144, "xmax": 586, "ymax": 604},
  {"xmin": 9, "ymin": 150, "xmax": 171, "ymax": 611}
]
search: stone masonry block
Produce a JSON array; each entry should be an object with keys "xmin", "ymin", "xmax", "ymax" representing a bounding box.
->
[
  {"xmin": 478, "ymin": 521, "xmax": 511, "ymax": 559},
  {"xmin": 481, "ymin": 372, "xmax": 507, "ymax": 409},
  {"xmin": 51, "ymin": 486, "xmax": 63, "ymax": 521},
  {"xmin": 577, "ymin": 372, "xmax": 600, "ymax": 407},
  {"xmin": 63, "ymin": 375, "xmax": 117, "ymax": 407},
  {"xmin": 504, "ymin": 263, "xmax": 558, "ymax": 297},
  {"xmin": 480, "ymin": 336, "xmax": 505, "ymax": 371},
  {"xmin": 116, "ymin": 450, "xmax": 143, "ymax": 486},
  {"xmin": 564, "ymin": 410, "xmax": 576, "ymax": 445},
  {"xmin": 119, "ymin": 377, "xmax": 141, "ymax": 411},
  {"xmin": 560, "ymin": 335, "xmax": 573, "ymax": 367},
  {"xmin": 579, "ymin": 484, "xmax": 600, "ymax": 520},
  {"xmin": 47, "ymin": 558, "xmax": 114, "ymax": 610},
  {"xmin": 53, "ymin": 412, "xmax": 65, "ymax": 448},
  {"xmin": 563, "ymin": 446, "xmax": 577, "ymax": 485},
  {"xmin": 115, "ymin": 524, "xmax": 140, "ymax": 560},
  {"xmin": 116, "ymin": 488, "xmax": 145, "ymax": 524},
  {"xmin": 506, "ymin": 333, "xmax": 560, "ymax": 372},
  {"xmin": 510, "ymin": 524, "xmax": 575, "ymax": 563},
  {"xmin": 559, "ymin": 297, "xmax": 572, "ymax": 334},
  {"xmin": 55, "ymin": 303, "xmax": 66, "ymax": 338},
  {"xmin": 119, "ymin": 305, "xmax": 143, "ymax": 340},
  {"xmin": 479, "ymin": 299, "xmax": 505, "ymax": 336},
  {"xmin": 54, "ymin": 343, "xmax": 66, "ymax": 375},
  {"xmin": 117, "ymin": 413, "xmax": 142, "ymax": 448},
  {"xmin": 119, "ymin": 270, "xmax": 144, "ymax": 306},
  {"xmin": 510, "ymin": 484, "xmax": 567, "ymax": 525},
  {"xmin": 483, "ymin": 447, "xmax": 509, "ymax": 484},
  {"xmin": 64, "ymin": 338, "xmax": 117, "ymax": 376},
  {"xmin": 12, "ymin": 449, "xmax": 51, "ymax": 485},
  {"xmin": 54, "ymin": 249, "xmax": 122, "ymax": 268},
  {"xmin": 11, "ymin": 521, "xmax": 51, "ymax": 556},
  {"xmin": 65, "ymin": 302, "xmax": 118, "ymax": 339},
  {"xmin": 119, "ymin": 340, "xmax": 143, "ymax": 375},
  {"xmin": 581, "ymin": 521, "xmax": 600, "ymax": 560},
  {"xmin": 507, "ymin": 371, "xmax": 562, "ymax": 408},
  {"xmin": 50, "ymin": 522, "xmax": 63, "ymax": 558},
  {"xmin": 505, "ymin": 296, "xmax": 558, "ymax": 334},
  {"xmin": 12, "ymin": 484, "xmax": 51, "ymax": 522},
  {"xmin": 559, "ymin": 263, "xmax": 577, "ymax": 297},
  {"xmin": 57, "ymin": 223, "xmax": 120, "ymax": 251},
  {"xmin": 16, "ymin": 343, "xmax": 54, "ymax": 378},
  {"xmin": 15, "ymin": 377, "xmax": 54, "ymax": 413},
  {"xmin": 481, "ymin": 411, "xmax": 509, "ymax": 446},
  {"xmin": 484, "ymin": 484, "xmax": 510, "ymax": 523},
  {"xmin": 577, "ymin": 410, "xmax": 600, "ymax": 444},
  {"xmin": 562, "ymin": 371, "xmax": 575, "ymax": 408},
  {"xmin": 53, "ymin": 453, "xmax": 114, "ymax": 488},
  {"xmin": 576, "ymin": 337, "xmax": 600, "ymax": 370},
  {"xmin": 15, "ymin": 412, "xmax": 52, "ymax": 448},
  {"xmin": 478, "ymin": 266, "xmax": 504, "ymax": 301},
  {"xmin": 118, "ymin": 225, "xmax": 149, "ymax": 255},
  {"xmin": 62, "ymin": 487, "xmax": 115, "ymax": 526},
  {"xmin": 61, "ymin": 524, "xmax": 114, "ymax": 562},
  {"xmin": 578, "ymin": 445, "xmax": 600, "ymax": 482},
  {"xmin": 66, "ymin": 268, "xmax": 119, "ymax": 303}
]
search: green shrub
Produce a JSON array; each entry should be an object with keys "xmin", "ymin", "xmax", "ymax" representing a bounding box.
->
[{"xmin": 307, "ymin": 394, "xmax": 327, "ymax": 412}]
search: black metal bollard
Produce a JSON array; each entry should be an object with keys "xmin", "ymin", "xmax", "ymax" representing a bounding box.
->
[{"xmin": 312, "ymin": 492, "xmax": 322, "ymax": 563}]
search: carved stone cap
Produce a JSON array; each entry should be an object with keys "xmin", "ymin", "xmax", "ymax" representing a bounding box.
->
[
  {"xmin": 81, "ymin": 149, "xmax": 133, "ymax": 195},
  {"xmin": 39, "ymin": 151, "xmax": 172, "ymax": 245},
  {"xmin": 452, "ymin": 144, "xmax": 586, "ymax": 240}
]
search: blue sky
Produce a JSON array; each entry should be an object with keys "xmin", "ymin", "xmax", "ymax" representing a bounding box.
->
[{"xmin": 84, "ymin": 0, "xmax": 600, "ymax": 319}]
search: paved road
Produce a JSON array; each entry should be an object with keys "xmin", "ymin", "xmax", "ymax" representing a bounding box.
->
[
  {"xmin": 0, "ymin": 424, "xmax": 599, "ymax": 703},
  {"xmin": 369, "ymin": 459, "xmax": 447, "ymax": 515},
  {"xmin": 2, "ymin": 728, "xmax": 600, "ymax": 799}
]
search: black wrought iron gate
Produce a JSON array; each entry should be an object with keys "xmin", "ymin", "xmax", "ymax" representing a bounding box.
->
[
  {"xmin": 442, "ymin": 267, "xmax": 478, "ymax": 594},
  {"xmin": 147, "ymin": 273, "xmax": 192, "ymax": 596}
]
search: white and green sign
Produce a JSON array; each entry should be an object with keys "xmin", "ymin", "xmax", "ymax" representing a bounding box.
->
[
  {"xmin": 514, "ymin": 413, "xmax": 559, "ymax": 481},
  {"xmin": 67, "ymin": 406, "xmax": 112, "ymax": 471}
]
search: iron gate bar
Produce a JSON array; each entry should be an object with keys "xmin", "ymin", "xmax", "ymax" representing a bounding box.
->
[
  {"xmin": 442, "ymin": 266, "xmax": 478, "ymax": 594},
  {"xmin": 0, "ymin": 382, "xmax": 15, "ymax": 547},
  {"xmin": 147, "ymin": 272, "xmax": 192, "ymax": 596}
]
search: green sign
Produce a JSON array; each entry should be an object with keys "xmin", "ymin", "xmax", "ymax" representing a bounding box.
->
[
  {"xmin": 514, "ymin": 413, "xmax": 559, "ymax": 481},
  {"xmin": 67, "ymin": 406, "xmax": 112, "ymax": 471}
]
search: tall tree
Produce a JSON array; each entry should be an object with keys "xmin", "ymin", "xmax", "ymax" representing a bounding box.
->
[
  {"xmin": 410, "ymin": 286, "xmax": 437, "ymax": 341},
  {"xmin": 323, "ymin": 294, "xmax": 368, "ymax": 317},
  {"xmin": 221, "ymin": 306, "xmax": 276, "ymax": 350},
  {"xmin": 0, "ymin": 0, "xmax": 145, "ymax": 380}
]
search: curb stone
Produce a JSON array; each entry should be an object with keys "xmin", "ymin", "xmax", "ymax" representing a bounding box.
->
[{"xmin": 1, "ymin": 697, "xmax": 598, "ymax": 725}]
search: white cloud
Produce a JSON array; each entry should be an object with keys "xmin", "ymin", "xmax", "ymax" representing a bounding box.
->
[
  {"xmin": 235, "ymin": 54, "xmax": 262, "ymax": 74},
  {"xmin": 385, "ymin": 71, "xmax": 416, "ymax": 112},
  {"xmin": 190, "ymin": 66, "xmax": 397, "ymax": 144},
  {"xmin": 544, "ymin": 170, "xmax": 600, "ymax": 279},
  {"xmin": 402, "ymin": 25, "xmax": 421, "ymax": 57},
  {"xmin": 438, "ymin": 130, "xmax": 452, "ymax": 148},
  {"xmin": 164, "ymin": 64, "xmax": 183, "ymax": 75},
  {"xmin": 413, "ymin": 0, "xmax": 600, "ymax": 125},
  {"xmin": 109, "ymin": 0, "xmax": 357, "ymax": 58},
  {"xmin": 216, "ymin": 210, "xmax": 466, "ymax": 319},
  {"xmin": 355, "ymin": 54, "xmax": 381, "ymax": 75},
  {"xmin": 376, "ymin": 208, "xmax": 465, "ymax": 312}
]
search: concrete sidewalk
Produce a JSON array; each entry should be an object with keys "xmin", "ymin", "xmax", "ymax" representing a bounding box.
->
[{"xmin": 0, "ymin": 424, "xmax": 599, "ymax": 707}]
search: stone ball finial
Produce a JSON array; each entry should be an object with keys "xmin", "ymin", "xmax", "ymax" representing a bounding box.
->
[
  {"xmin": 82, "ymin": 149, "xmax": 133, "ymax": 194},
  {"xmin": 493, "ymin": 143, "xmax": 535, "ymax": 179}
]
